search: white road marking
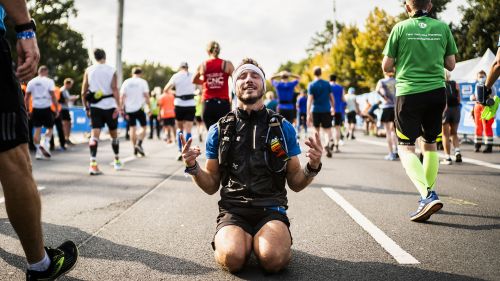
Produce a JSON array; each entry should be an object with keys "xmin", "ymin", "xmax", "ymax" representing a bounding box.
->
[
  {"xmin": 0, "ymin": 186, "xmax": 46, "ymax": 204},
  {"xmin": 322, "ymin": 187, "xmax": 420, "ymax": 264},
  {"xmin": 356, "ymin": 138, "xmax": 500, "ymax": 171}
]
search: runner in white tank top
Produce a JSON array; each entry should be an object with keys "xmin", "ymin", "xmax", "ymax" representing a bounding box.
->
[{"xmin": 81, "ymin": 49, "xmax": 123, "ymax": 175}]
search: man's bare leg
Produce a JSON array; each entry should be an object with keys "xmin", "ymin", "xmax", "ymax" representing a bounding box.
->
[
  {"xmin": 253, "ymin": 220, "xmax": 291, "ymax": 273},
  {"xmin": 214, "ymin": 225, "xmax": 252, "ymax": 273},
  {"xmin": 0, "ymin": 144, "xmax": 44, "ymax": 263}
]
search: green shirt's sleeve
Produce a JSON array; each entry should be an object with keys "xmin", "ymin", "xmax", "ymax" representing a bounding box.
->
[
  {"xmin": 383, "ymin": 25, "xmax": 399, "ymax": 58},
  {"xmin": 445, "ymin": 25, "xmax": 458, "ymax": 56}
]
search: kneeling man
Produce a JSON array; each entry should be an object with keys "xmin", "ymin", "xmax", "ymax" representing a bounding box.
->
[{"xmin": 181, "ymin": 58, "xmax": 323, "ymax": 273}]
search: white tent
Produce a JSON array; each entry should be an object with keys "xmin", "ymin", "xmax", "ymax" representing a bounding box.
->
[{"xmin": 450, "ymin": 49, "xmax": 496, "ymax": 83}]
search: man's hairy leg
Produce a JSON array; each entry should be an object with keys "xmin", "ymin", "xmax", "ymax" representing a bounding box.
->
[
  {"xmin": 253, "ymin": 220, "xmax": 291, "ymax": 273},
  {"xmin": 214, "ymin": 225, "xmax": 252, "ymax": 273},
  {"xmin": 0, "ymin": 144, "xmax": 45, "ymax": 263}
]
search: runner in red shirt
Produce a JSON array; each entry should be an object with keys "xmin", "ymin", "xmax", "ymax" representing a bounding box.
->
[{"xmin": 193, "ymin": 41, "xmax": 234, "ymax": 129}]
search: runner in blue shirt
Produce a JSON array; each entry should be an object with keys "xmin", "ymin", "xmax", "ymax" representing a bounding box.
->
[
  {"xmin": 270, "ymin": 70, "xmax": 300, "ymax": 123},
  {"xmin": 296, "ymin": 89, "xmax": 308, "ymax": 138},
  {"xmin": 329, "ymin": 75, "xmax": 345, "ymax": 153},
  {"xmin": 307, "ymin": 67, "xmax": 335, "ymax": 157}
]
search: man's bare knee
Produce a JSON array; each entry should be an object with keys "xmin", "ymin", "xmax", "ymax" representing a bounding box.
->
[
  {"xmin": 257, "ymin": 249, "xmax": 291, "ymax": 273},
  {"xmin": 215, "ymin": 248, "xmax": 247, "ymax": 273}
]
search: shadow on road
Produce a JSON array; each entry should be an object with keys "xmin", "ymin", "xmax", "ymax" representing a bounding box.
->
[
  {"xmin": 235, "ymin": 249, "xmax": 483, "ymax": 280},
  {"xmin": 0, "ymin": 219, "xmax": 214, "ymax": 277}
]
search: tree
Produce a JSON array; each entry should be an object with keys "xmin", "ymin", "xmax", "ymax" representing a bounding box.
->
[
  {"xmin": 353, "ymin": 8, "xmax": 397, "ymax": 90},
  {"xmin": 452, "ymin": 0, "xmax": 499, "ymax": 61},
  {"xmin": 122, "ymin": 61, "xmax": 176, "ymax": 91},
  {"xmin": 6, "ymin": 0, "xmax": 89, "ymax": 99},
  {"xmin": 329, "ymin": 25, "xmax": 363, "ymax": 91},
  {"xmin": 306, "ymin": 20, "xmax": 344, "ymax": 56}
]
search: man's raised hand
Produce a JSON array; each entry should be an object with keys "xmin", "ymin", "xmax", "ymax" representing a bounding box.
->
[
  {"xmin": 304, "ymin": 131, "xmax": 323, "ymax": 169},
  {"xmin": 180, "ymin": 133, "xmax": 201, "ymax": 167}
]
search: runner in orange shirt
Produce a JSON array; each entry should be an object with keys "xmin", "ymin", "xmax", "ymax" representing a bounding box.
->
[{"xmin": 157, "ymin": 88, "xmax": 176, "ymax": 143}]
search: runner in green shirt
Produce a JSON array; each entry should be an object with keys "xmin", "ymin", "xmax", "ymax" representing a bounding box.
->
[{"xmin": 381, "ymin": 0, "xmax": 457, "ymax": 222}]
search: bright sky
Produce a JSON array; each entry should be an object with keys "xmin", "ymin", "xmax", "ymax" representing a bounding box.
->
[{"xmin": 68, "ymin": 0, "xmax": 466, "ymax": 76}]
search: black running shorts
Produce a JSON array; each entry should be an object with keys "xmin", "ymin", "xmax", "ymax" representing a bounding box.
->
[
  {"xmin": 380, "ymin": 107, "xmax": 395, "ymax": 123},
  {"xmin": 333, "ymin": 112, "xmax": 343, "ymax": 126},
  {"xmin": 31, "ymin": 107, "xmax": 55, "ymax": 128},
  {"xmin": 278, "ymin": 108, "xmax": 295, "ymax": 123},
  {"xmin": 161, "ymin": 118, "xmax": 175, "ymax": 127},
  {"xmin": 395, "ymin": 88, "xmax": 446, "ymax": 145},
  {"xmin": 90, "ymin": 107, "xmax": 118, "ymax": 130},
  {"xmin": 203, "ymin": 98, "xmax": 231, "ymax": 130},
  {"xmin": 174, "ymin": 106, "xmax": 196, "ymax": 122},
  {"xmin": 60, "ymin": 109, "xmax": 71, "ymax": 121},
  {"xmin": 126, "ymin": 109, "xmax": 147, "ymax": 127},
  {"xmin": 212, "ymin": 206, "xmax": 291, "ymax": 250},
  {"xmin": 0, "ymin": 38, "xmax": 29, "ymax": 152},
  {"xmin": 442, "ymin": 105, "xmax": 460, "ymax": 125},
  {"xmin": 312, "ymin": 112, "xmax": 333, "ymax": 129},
  {"xmin": 346, "ymin": 111, "xmax": 356, "ymax": 124}
]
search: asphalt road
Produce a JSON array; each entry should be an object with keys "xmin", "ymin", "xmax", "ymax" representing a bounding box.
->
[{"xmin": 0, "ymin": 132, "xmax": 499, "ymax": 280}]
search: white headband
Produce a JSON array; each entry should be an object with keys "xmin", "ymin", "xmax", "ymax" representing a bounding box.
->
[{"xmin": 232, "ymin": 64, "xmax": 266, "ymax": 94}]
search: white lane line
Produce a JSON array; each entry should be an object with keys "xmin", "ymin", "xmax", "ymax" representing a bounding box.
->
[
  {"xmin": 322, "ymin": 187, "xmax": 419, "ymax": 264},
  {"xmin": 356, "ymin": 138, "xmax": 500, "ymax": 171},
  {"xmin": 0, "ymin": 186, "xmax": 46, "ymax": 204}
]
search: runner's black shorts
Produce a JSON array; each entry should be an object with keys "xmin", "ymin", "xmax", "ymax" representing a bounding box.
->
[
  {"xmin": 203, "ymin": 98, "xmax": 231, "ymax": 130},
  {"xmin": 278, "ymin": 108, "xmax": 295, "ymax": 123},
  {"xmin": 395, "ymin": 87, "xmax": 446, "ymax": 145},
  {"xmin": 126, "ymin": 109, "xmax": 147, "ymax": 127},
  {"xmin": 90, "ymin": 107, "xmax": 118, "ymax": 130},
  {"xmin": 60, "ymin": 109, "xmax": 71, "ymax": 121},
  {"xmin": 346, "ymin": 111, "xmax": 357, "ymax": 124},
  {"xmin": 312, "ymin": 112, "xmax": 333, "ymax": 128},
  {"xmin": 31, "ymin": 107, "xmax": 55, "ymax": 128},
  {"xmin": 174, "ymin": 106, "xmax": 195, "ymax": 122},
  {"xmin": 161, "ymin": 118, "xmax": 175, "ymax": 127},
  {"xmin": 333, "ymin": 112, "xmax": 343, "ymax": 126},
  {"xmin": 0, "ymin": 37, "xmax": 29, "ymax": 152},
  {"xmin": 212, "ymin": 206, "xmax": 291, "ymax": 250},
  {"xmin": 442, "ymin": 105, "xmax": 460, "ymax": 125},
  {"xmin": 380, "ymin": 107, "xmax": 395, "ymax": 123},
  {"xmin": 195, "ymin": 116, "xmax": 203, "ymax": 123}
]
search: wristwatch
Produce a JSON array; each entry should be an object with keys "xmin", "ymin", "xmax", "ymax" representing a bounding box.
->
[{"xmin": 15, "ymin": 19, "xmax": 37, "ymax": 33}]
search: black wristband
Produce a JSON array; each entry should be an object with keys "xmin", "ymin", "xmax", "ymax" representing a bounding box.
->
[
  {"xmin": 307, "ymin": 162, "xmax": 322, "ymax": 173},
  {"xmin": 15, "ymin": 19, "xmax": 36, "ymax": 33}
]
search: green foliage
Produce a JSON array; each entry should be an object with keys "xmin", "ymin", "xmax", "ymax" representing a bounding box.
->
[
  {"xmin": 353, "ymin": 8, "xmax": 397, "ymax": 90},
  {"xmin": 452, "ymin": 0, "xmax": 499, "ymax": 61},
  {"xmin": 306, "ymin": 20, "xmax": 344, "ymax": 56},
  {"xmin": 6, "ymin": 0, "xmax": 89, "ymax": 98},
  {"xmin": 330, "ymin": 25, "xmax": 362, "ymax": 90},
  {"xmin": 122, "ymin": 61, "xmax": 176, "ymax": 91}
]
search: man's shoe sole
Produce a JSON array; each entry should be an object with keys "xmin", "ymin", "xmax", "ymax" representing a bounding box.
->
[{"xmin": 410, "ymin": 201, "xmax": 443, "ymax": 222}]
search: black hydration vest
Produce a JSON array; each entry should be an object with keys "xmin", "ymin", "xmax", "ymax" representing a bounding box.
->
[{"xmin": 217, "ymin": 107, "xmax": 290, "ymax": 209}]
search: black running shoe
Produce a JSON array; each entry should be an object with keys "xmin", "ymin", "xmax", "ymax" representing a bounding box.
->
[
  {"xmin": 135, "ymin": 145, "xmax": 145, "ymax": 157},
  {"xmin": 325, "ymin": 145, "xmax": 332, "ymax": 158},
  {"xmin": 26, "ymin": 240, "xmax": 79, "ymax": 281},
  {"xmin": 455, "ymin": 152, "xmax": 462, "ymax": 163}
]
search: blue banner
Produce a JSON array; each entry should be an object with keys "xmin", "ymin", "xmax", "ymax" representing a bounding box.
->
[{"xmin": 69, "ymin": 107, "xmax": 127, "ymax": 132}]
